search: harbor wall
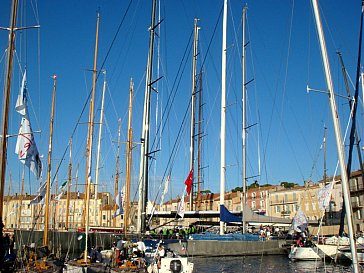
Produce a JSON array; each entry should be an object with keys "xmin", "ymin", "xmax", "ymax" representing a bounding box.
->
[
  {"xmin": 167, "ymin": 239, "xmax": 288, "ymax": 257},
  {"xmin": 14, "ymin": 230, "xmax": 118, "ymax": 259}
]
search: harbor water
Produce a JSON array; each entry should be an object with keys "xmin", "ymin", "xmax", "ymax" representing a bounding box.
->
[{"xmin": 191, "ymin": 255, "xmax": 355, "ymax": 273}]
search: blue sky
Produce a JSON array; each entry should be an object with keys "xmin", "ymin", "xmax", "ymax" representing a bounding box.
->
[{"xmin": 0, "ymin": 0, "xmax": 363, "ymax": 204}]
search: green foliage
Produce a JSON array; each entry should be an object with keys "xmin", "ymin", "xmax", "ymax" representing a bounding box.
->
[{"xmin": 280, "ymin": 181, "xmax": 298, "ymax": 188}]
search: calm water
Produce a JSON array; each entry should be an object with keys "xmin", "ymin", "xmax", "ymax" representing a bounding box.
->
[{"xmin": 191, "ymin": 256, "xmax": 356, "ymax": 273}]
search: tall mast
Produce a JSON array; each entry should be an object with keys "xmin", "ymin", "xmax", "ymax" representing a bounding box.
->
[
  {"xmin": 337, "ymin": 51, "xmax": 364, "ymax": 235},
  {"xmin": 18, "ymin": 166, "xmax": 25, "ymax": 228},
  {"xmin": 220, "ymin": 0, "xmax": 227, "ymax": 235},
  {"xmin": 197, "ymin": 71, "xmax": 203, "ymax": 211},
  {"xmin": 311, "ymin": 0, "xmax": 359, "ymax": 271},
  {"xmin": 0, "ymin": 1, "xmax": 18, "ymax": 261},
  {"xmin": 66, "ymin": 139, "xmax": 72, "ymax": 230},
  {"xmin": 137, "ymin": 0, "xmax": 157, "ymax": 234},
  {"xmin": 84, "ymin": 11, "xmax": 100, "ymax": 263},
  {"xmin": 113, "ymin": 119, "xmax": 121, "ymax": 227},
  {"xmin": 44, "ymin": 75, "xmax": 57, "ymax": 246},
  {"xmin": 125, "ymin": 79, "xmax": 133, "ymax": 234},
  {"xmin": 323, "ymin": 125, "xmax": 327, "ymax": 184},
  {"xmin": 242, "ymin": 4, "xmax": 248, "ymax": 234},
  {"xmin": 94, "ymin": 71, "xmax": 106, "ymax": 226},
  {"xmin": 189, "ymin": 18, "xmax": 200, "ymax": 210}
]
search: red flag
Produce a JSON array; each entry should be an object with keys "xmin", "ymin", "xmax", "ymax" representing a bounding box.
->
[{"xmin": 184, "ymin": 169, "xmax": 193, "ymax": 195}]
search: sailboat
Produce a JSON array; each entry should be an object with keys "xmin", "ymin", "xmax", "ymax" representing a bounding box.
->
[
  {"xmin": 167, "ymin": 2, "xmax": 290, "ymax": 258},
  {"xmin": 310, "ymin": 0, "xmax": 359, "ymax": 271}
]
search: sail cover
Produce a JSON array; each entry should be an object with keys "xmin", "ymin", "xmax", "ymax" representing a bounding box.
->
[{"xmin": 220, "ymin": 204, "xmax": 242, "ymax": 223}]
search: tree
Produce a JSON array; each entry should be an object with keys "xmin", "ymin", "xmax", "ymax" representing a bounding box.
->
[{"xmin": 280, "ymin": 182, "xmax": 298, "ymax": 188}]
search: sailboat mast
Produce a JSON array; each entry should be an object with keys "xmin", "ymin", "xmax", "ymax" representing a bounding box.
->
[
  {"xmin": 220, "ymin": 0, "xmax": 227, "ymax": 236},
  {"xmin": 197, "ymin": 71, "xmax": 203, "ymax": 210},
  {"xmin": 125, "ymin": 79, "xmax": 133, "ymax": 234},
  {"xmin": 113, "ymin": 119, "xmax": 121, "ymax": 227},
  {"xmin": 66, "ymin": 139, "xmax": 72, "ymax": 230},
  {"xmin": 242, "ymin": 4, "xmax": 247, "ymax": 234},
  {"xmin": 138, "ymin": 0, "xmax": 157, "ymax": 234},
  {"xmin": 18, "ymin": 166, "xmax": 25, "ymax": 228},
  {"xmin": 323, "ymin": 125, "xmax": 327, "ymax": 184},
  {"xmin": 94, "ymin": 71, "xmax": 106, "ymax": 226},
  {"xmin": 84, "ymin": 11, "xmax": 100, "ymax": 263},
  {"xmin": 189, "ymin": 18, "xmax": 199, "ymax": 210},
  {"xmin": 311, "ymin": 0, "xmax": 359, "ymax": 271},
  {"xmin": 44, "ymin": 75, "xmax": 57, "ymax": 246},
  {"xmin": 0, "ymin": 2, "xmax": 18, "ymax": 256}
]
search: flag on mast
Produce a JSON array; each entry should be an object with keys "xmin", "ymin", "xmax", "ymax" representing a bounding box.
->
[
  {"xmin": 318, "ymin": 182, "xmax": 334, "ymax": 211},
  {"xmin": 292, "ymin": 209, "xmax": 308, "ymax": 232},
  {"xmin": 184, "ymin": 169, "xmax": 193, "ymax": 195},
  {"xmin": 177, "ymin": 195, "xmax": 185, "ymax": 218},
  {"xmin": 54, "ymin": 181, "xmax": 68, "ymax": 201},
  {"xmin": 15, "ymin": 71, "xmax": 42, "ymax": 180},
  {"xmin": 30, "ymin": 182, "xmax": 46, "ymax": 205},
  {"xmin": 114, "ymin": 187, "xmax": 125, "ymax": 217}
]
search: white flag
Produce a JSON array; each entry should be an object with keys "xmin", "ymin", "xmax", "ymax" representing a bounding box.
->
[
  {"xmin": 30, "ymin": 182, "xmax": 46, "ymax": 205},
  {"xmin": 114, "ymin": 187, "xmax": 125, "ymax": 217},
  {"xmin": 15, "ymin": 71, "xmax": 27, "ymax": 116},
  {"xmin": 292, "ymin": 209, "xmax": 308, "ymax": 232},
  {"xmin": 15, "ymin": 116, "xmax": 42, "ymax": 180},
  {"xmin": 177, "ymin": 195, "xmax": 185, "ymax": 218},
  {"xmin": 15, "ymin": 71, "xmax": 42, "ymax": 180},
  {"xmin": 318, "ymin": 182, "xmax": 333, "ymax": 211},
  {"xmin": 54, "ymin": 180, "xmax": 68, "ymax": 201}
]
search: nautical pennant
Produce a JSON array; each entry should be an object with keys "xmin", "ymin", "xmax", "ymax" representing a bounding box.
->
[
  {"xmin": 15, "ymin": 71, "xmax": 42, "ymax": 180},
  {"xmin": 30, "ymin": 182, "xmax": 47, "ymax": 205},
  {"xmin": 114, "ymin": 187, "xmax": 125, "ymax": 217},
  {"xmin": 184, "ymin": 169, "xmax": 193, "ymax": 195},
  {"xmin": 177, "ymin": 195, "xmax": 185, "ymax": 218},
  {"xmin": 317, "ymin": 182, "xmax": 334, "ymax": 211}
]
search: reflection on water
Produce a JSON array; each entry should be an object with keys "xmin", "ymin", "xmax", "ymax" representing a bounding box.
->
[{"xmin": 191, "ymin": 255, "xmax": 355, "ymax": 273}]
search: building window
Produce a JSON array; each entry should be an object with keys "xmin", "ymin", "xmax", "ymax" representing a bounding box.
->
[
  {"xmin": 252, "ymin": 192, "xmax": 256, "ymax": 199},
  {"xmin": 260, "ymin": 192, "xmax": 264, "ymax": 198},
  {"xmin": 293, "ymin": 193, "xmax": 297, "ymax": 201},
  {"xmin": 260, "ymin": 200, "xmax": 264, "ymax": 208},
  {"xmin": 284, "ymin": 194, "xmax": 288, "ymax": 202},
  {"xmin": 275, "ymin": 195, "xmax": 278, "ymax": 202},
  {"xmin": 252, "ymin": 201, "xmax": 256, "ymax": 209}
]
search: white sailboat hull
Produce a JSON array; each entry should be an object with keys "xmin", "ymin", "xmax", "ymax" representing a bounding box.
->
[{"xmin": 288, "ymin": 246, "xmax": 321, "ymax": 261}]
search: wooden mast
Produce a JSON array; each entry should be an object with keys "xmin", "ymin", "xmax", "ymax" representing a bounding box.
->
[
  {"xmin": 44, "ymin": 75, "xmax": 57, "ymax": 246},
  {"xmin": 124, "ymin": 79, "xmax": 133, "ymax": 234},
  {"xmin": 18, "ymin": 167, "xmax": 25, "ymax": 228},
  {"xmin": 113, "ymin": 119, "xmax": 121, "ymax": 227},
  {"xmin": 66, "ymin": 139, "xmax": 72, "ymax": 230},
  {"xmin": 311, "ymin": 0, "xmax": 359, "ymax": 271},
  {"xmin": 83, "ymin": 11, "xmax": 100, "ymax": 263},
  {"xmin": 0, "ymin": 1, "xmax": 18, "ymax": 262}
]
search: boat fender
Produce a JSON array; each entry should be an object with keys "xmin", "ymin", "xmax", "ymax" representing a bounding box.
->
[{"xmin": 170, "ymin": 259, "xmax": 182, "ymax": 273}]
